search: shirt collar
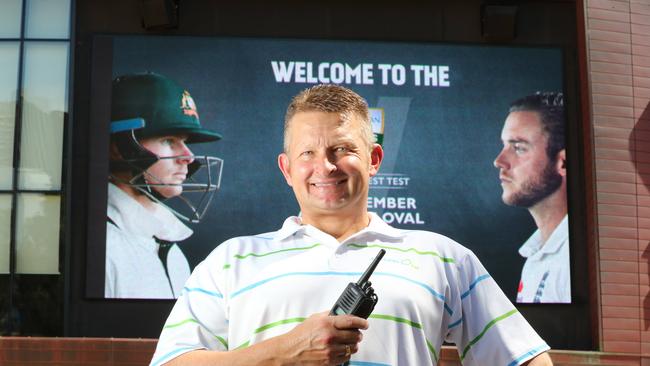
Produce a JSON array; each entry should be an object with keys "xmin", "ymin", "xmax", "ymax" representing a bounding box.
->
[
  {"xmin": 273, "ymin": 216, "xmax": 305, "ymax": 242},
  {"xmin": 362, "ymin": 212, "xmax": 405, "ymax": 240},
  {"xmin": 519, "ymin": 214, "xmax": 568, "ymax": 257},
  {"xmin": 273, "ymin": 212, "xmax": 404, "ymax": 244},
  {"xmin": 107, "ymin": 183, "xmax": 193, "ymax": 242}
]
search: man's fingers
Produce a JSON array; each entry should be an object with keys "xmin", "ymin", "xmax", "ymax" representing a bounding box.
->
[
  {"xmin": 332, "ymin": 315, "xmax": 369, "ymax": 330},
  {"xmin": 332, "ymin": 343, "xmax": 359, "ymax": 364},
  {"xmin": 346, "ymin": 343, "xmax": 359, "ymax": 355},
  {"xmin": 330, "ymin": 328, "xmax": 363, "ymax": 345}
]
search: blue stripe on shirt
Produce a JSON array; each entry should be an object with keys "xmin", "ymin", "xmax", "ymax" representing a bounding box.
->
[
  {"xmin": 183, "ymin": 287, "xmax": 223, "ymax": 298},
  {"xmin": 460, "ymin": 274, "xmax": 491, "ymax": 300},
  {"xmin": 507, "ymin": 343, "xmax": 550, "ymax": 366},
  {"xmin": 231, "ymin": 271, "xmax": 452, "ymax": 315},
  {"xmin": 447, "ymin": 315, "xmax": 464, "ymax": 330}
]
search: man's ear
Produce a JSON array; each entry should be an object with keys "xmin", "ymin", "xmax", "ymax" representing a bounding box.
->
[
  {"xmin": 369, "ymin": 143, "xmax": 384, "ymax": 176},
  {"xmin": 278, "ymin": 153, "xmax": 293, "ymax": 187},
  {"xmin": 556, "ymin": 149, "xmax": 566, "ymax": 177}
]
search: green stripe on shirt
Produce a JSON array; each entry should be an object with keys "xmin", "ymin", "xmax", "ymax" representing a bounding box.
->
[
  {"xmin": 235, "ymin": 317, "xmax": 306, "ymax": 349},
  {"xmin": 235, "ymin": 313, "xmax": 440, "ymax": 362},
  {"xmin": 369, "ymin": 314, "xmax": 422, "ymax": 329},
  {"xmin": 164, "ymin": 318, "xmax": 198, "ymax": 329},
  {"xmin": 460, "ymin": 309, "xmax": 519, "ymax": 360},
  {"xmin": 233, "ymin": 243, "xmax": 323, "ymax": 259},
  {"xmin": 347, "ymin": 244, "xmax": 455, "ymax": 263},
  {"xmin": 426, "ymin": 339, "xmax": 439, "ymax": 362},
  {"xmin": 370, "ymin": 314, "xmax": 440, "ymax": 362},
  {"xmin": 215, "ymin": 335, "xmax": 229, "ymax": 349},
  {"xmin": 254, "ymin": 317, "xmax": 306, "ymax": 334},
  {"xmin": 163, "ymin": 318, "xmax": 228, "ymax": 349}
]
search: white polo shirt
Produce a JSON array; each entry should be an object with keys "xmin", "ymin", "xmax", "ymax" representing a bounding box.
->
[
  {"xmin": 105, "ymin": 183, "xmax": 192, "ymax": 299},
  {"xmin": 517, "ymin": 215, "xmax": 570, "ymax": 303},
  {"xmin": 151, "ymin": 213, "xmax": 548, "ymax": 365}
]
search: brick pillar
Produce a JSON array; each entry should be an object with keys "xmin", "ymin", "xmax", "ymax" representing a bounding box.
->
[{"xmin": 585, "ymin": 0, "xmax": 650, "ymax": 355}]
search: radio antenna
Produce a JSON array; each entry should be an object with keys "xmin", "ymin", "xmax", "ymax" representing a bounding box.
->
[{"xmin": 356, "ymin": 249, "xmax": 386, "ymax": 285}]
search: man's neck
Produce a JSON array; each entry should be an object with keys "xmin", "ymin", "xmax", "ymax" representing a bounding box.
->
[
  {"xmin": 528, "ymin": 188, "xmax": 567, "ymax": 245},
  {"xmin": 301, "ymin": 210, "xmax": 371, "ymax": 242}
]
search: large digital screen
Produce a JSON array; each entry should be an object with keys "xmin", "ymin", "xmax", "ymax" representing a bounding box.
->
[{"xmin": 86, "ymin": 35, "xmax": 570, "ymax": 305}]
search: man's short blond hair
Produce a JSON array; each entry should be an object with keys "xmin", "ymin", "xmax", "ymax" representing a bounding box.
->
[{"xmin": 283, "ymin": 84, "xmax": 375, "ymax": 153}]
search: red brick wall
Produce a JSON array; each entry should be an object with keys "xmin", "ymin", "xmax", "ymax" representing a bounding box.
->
[
  {"xmin": 1, "ymin": 338, "xmax": 648, "ymax": 366},
  {"xmin": 0, "ymin": 338, "xmax": 156, "ymax": 366},
  {"xmin": 585, "ymin": 0, "xmax": 650, "ymax": 356}
]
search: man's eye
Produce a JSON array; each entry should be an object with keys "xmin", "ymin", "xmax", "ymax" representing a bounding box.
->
[
  {"xmin": 300, "ymin": 151, "xmax": 313, "ymax": 157},
  {"xmin": 513, "ymin": 144, "xmax": 527, "ymax": 154},
  {"xmin": 335, "ymin": 147, "xmax": 349, "ymax": 153}
]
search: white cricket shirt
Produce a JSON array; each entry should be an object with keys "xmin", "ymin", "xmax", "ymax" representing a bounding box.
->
[
  {"xmin": 517, "ymin": 215, "xmax": 570, "ymax": 303},
  {"xmin": 151, "ymin": 213, "xmax": 548, "ymax": 365},
  {"xmin": 105, "ymin": 183, "xmax": 192, "ymax": 299}
]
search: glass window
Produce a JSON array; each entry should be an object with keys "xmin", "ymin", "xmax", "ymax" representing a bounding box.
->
[
  {"xmin": 0, "ymin": 0, "xmax": 23, "ymax": 38},
  {"xmin": 25, "ymin": 0, "xmax": 71, "ymax": 39},
  {"xmin": 0, "ymin": 195, "xmax": 11, "ymax": 274},
  {"xmin": 18, "ymin": 42, "xmax": 68, "ymax": 190},
  {"xmin": 1, "ymin": 0, "xmax": 70, "ymax": 339},
  {"xmin": 0, "ymin": 43, "xmax": 20, "ymax": 190},
  {"xmin": 15, "ymin": 194, "xmax": 60, "ymax": 274}
]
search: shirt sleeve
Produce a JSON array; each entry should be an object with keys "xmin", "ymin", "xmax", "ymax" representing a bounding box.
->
[
  {"xmin": 150, "ymin": 252, "xmax": 230, "ymax": 366},
  {"xmin": 445, "ymin": 250, "xmax": 549, "ymax": 366}
]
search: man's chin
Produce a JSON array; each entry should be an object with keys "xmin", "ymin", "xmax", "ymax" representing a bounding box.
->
[
  {"xmin": 301, "ymin": 199, "xmax": 352, "ymax": 214},
  {"xmin": 154, "ymin": 187, "xmax": 183, "ymax": 199},
  {"xmin": 501, "ymin": 193, "xmax": 518, "ymax": 207}
]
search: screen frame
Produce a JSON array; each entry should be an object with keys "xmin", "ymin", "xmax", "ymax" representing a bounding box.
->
[{"xmin": 80, "ymin": 33, "xmax": 593, "ymax": 349}]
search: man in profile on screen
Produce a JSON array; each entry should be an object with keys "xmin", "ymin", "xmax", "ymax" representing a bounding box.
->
[
  {"xmin": 106, "ymin": 72, "xmax": 223, "ymax": 299},
  {"xmin": 150, "ymin": 84, "xmax": 553, "ymax": 366},
  {"xmin": 494, "ymin": 92, "xmax": 570, "ymax": 304}
]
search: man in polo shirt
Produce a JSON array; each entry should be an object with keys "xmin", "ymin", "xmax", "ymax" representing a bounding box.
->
[
  {"xmin": 151, "ymin": 85, "xmax": 553, "ymax": 365},
  {"xmin": 107, "ymin": 72, "xmax": 223, "ymax": 299},
  {"xmin": 494, "ymin": 92, "xmax": 570, "ymax": 304}
]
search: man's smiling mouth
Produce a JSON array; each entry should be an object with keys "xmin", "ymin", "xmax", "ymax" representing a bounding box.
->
[{"xmin": 311, "ymin": 179, "xmax": 347, "ymax": 187}]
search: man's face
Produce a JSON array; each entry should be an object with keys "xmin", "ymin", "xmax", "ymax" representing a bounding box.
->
[
  {"xmin": 278, "ymin": 111, "xmax": 382, "ymax": 218},
  {"xmin": 494, "ymin": 111, "xmax": 563, "ymax": 208},
  {"xmin": 140, "ymin": 134, "xmax": 194, "ymax": 198}
]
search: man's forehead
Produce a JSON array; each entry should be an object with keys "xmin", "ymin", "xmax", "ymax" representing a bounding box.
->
[
  {"xmin": 288, "ymin": 112, "xmax": 365, "ymax": 146},
  {"xmin": 502, "ymin": 111, "xmax": 545, "ymax": 138},
  {"xmin": 293, "ymin": 124, "xmax": 355, "ymax": 143},
  {"xmin": 290, "ymin": 110, "xmax": 359, "ymax": 124},
  {"xmin": 505, "ymin": 110, "xmax": 543, "ymax": 128}
]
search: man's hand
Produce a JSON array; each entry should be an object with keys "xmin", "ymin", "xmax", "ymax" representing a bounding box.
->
[{"xmin": 278, "ymin": 311, "xmax": 369, "ymax": 365}]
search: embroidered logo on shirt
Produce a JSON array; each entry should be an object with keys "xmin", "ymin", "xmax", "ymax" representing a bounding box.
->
[{"xmin": 384, "ymin": 257, "xmax": 420, "ymax": 270}]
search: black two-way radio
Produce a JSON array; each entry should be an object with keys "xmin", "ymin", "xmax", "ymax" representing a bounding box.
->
[{"xmin": 330, "ymin": 249, "xmax": 386, "ymax": 318}]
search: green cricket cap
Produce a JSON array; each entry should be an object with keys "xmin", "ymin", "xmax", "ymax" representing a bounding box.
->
[{"xmin": 111, "ymin": 72, "xmax": 222, "ymax": 143}]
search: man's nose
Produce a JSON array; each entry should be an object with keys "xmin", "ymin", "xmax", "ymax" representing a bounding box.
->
[
  {"xmin": 177, "ymin": 142, "xmax": 195, "ymax": 164},
  {"xmin": 314, "ymin": 154, "xmax": 337, "ymax": 175},
  {"xmin": 494, "ymin": 149, "xmax": 508, "ymax": 170}
]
